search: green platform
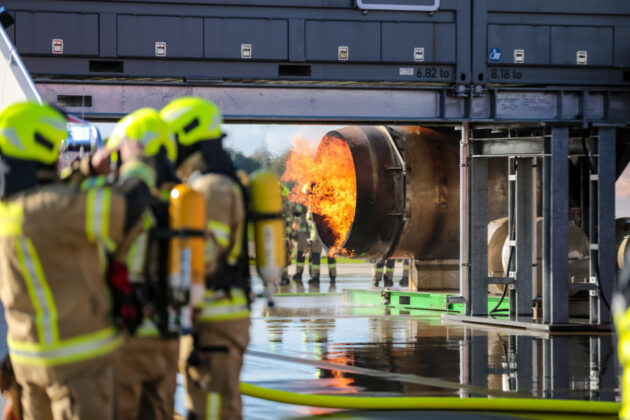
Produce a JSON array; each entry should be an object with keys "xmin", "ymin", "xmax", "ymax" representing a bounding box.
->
[{"xmin": 344, "ymin": 289, "xmax": 510, "ymax": 314}]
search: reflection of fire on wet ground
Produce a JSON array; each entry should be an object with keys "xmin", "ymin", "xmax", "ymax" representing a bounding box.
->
[{"xmin": 281, "ymin": 136, "xmax": 356, "ymax": 256}]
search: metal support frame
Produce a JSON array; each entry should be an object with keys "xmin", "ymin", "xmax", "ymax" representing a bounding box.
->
[
  {"xmin": 448, "ymin": 122, "xmax": 618, "ymax": 330},
  {"xmin": 549, "ymin": 127, "xmax": 569, "ymax": 324},
  {"xmin": 597, "ymin": 128, "xmax": 616, "ymax": 324},
  {"xmin": 459, "ymin": 123, "xmax": 470, "ymax": 308},
  {"xmin": 469, "ymin": 156, "xmax": 488, "ymax": 316},
  {"xmin": 515, "ymin": 158, "xmax": 534, "ymax": 317},
  {"xmin": 543, "ymin": 136, "xmax": 551, "ymax": 324}
]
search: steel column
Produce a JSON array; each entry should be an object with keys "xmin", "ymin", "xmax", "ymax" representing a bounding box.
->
[
  {"xmin": 598, "ymin": 128, "xmax": 616, "ymax": 324},
  {"xmin": 543, "ymin": 136, "xmax": 551, "ymax": 323},
  {"xmin": 507, "ymin": 157, "xmax": 516, "ymax": 317},
  {"xmin": 550, "ymin": 127, "xmax": 569, "ymax": 324},
  {"xmin": 589, "ymin": 133, "xmax": 599, "ymax": 324},
  {"xmin": 470, "ymin": 156, "xmax": 489, "ymax": 316},
  {"xmin": 460, "ymin": 123, "xmax": 470, "ymax": 307},
  {"xmin": 516, "ymin": 158, "xmax": 534, "ymax": 317}
]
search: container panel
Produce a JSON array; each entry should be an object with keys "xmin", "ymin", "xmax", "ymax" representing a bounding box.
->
[
  {"xmin": 381, "ymin": 22, "xmax": 433, "ymax": 63},
  {"xmin": 117, "ymin": 15, "xmax": 203, "ymax": 58},
  {"xmin": 305, "ymin": 20, "xmax": 381, "ymax": 62},
  {"xmin": 487, "ymin": 25, "xmax": 550, "ymax": 65},
  {"xmin": 614, "ymin": 26, "xmax": 630, "ymax": 67},
  {"xmin": 204, "ymin": 18, "xmax": 288, "ymax": 60},
  {"xmin": 434, "ymin": 23, "xmax": 457, "ymax": 64},
  {"xmin": 551, "ymin": 26, "xmax": 613, "ymax": 66},
  {"xmin": 16, "ymin": 12, "xmax": 98, "ymax": 56}
]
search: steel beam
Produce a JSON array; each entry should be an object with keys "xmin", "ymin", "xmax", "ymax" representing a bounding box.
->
[
  {"xmin": 507, "ymin": 157, "xmax": 516, "ymax": 317},
  {"xmin": 459, "ymin": 123, "xmax": 470, "ymax": 305},
  {"xmin": 598, "ymin": 128, "xmax": 616, "ymax": 324},
  {"xmin": 470, "ymin": 156, "xmax": 488, "ymax": 316},
  {"xmin": 35, "ymin": 82, "xmax": 630, "ymax": 124},
  {"xmin": 516, "ymin": 158, "xmax": 534, "ymax": 317},
  {"xmin": 589, "ymin": 133, "xmax": 599, "ymax": 324},
  {"xmin": 550, "ymin": 127, "xmax": 569, "ymax": 324},
  {"xmin": 543, "ymin": 135, "xmax": 551, "ymax": 323}
]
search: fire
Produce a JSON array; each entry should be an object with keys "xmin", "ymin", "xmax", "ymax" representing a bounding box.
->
[{"xmin": 281, "ymin": 135, "xmax": 356, "ymax": 256}]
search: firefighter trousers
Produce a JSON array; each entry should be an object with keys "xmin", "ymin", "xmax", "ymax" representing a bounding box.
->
[
  {"xmin": 115, "ymin": 336, "xmax": 179, "ymax": 420},
  {"xmin": 181, "ymin": 318, "xmax": 250, "ymax": 420},
  {"xmin": 15, "ymin": 355, "xmax": 114, "ymax": 420}
]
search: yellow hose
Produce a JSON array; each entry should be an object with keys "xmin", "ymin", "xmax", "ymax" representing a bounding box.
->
[{"xmin": 240, "ymin": 382, "xmax": 619, "ymax": 415}]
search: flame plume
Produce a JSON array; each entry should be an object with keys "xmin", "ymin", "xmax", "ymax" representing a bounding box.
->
[{"xmin": 281, "ymin": 136, "xmax": 356, "ymax": 256}]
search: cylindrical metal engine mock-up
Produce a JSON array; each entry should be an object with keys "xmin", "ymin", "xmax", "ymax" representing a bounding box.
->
[
  {"xmin": 487, "ymin": 217, "xmax": 590, "ymax": 296},
  {"xmin": 313, "ymin": 126, "xmax": 509, "ymax": 262}
]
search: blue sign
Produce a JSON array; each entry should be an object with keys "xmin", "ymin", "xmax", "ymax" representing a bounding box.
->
[{"xmin": 488, "ymin": 47, "xmax": 502, "ymax": 62}]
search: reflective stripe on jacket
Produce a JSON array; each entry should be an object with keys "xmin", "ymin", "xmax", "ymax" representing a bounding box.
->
[
  {"xmin": 199, "ymin": 288, "xmax": 249, "ymax": 323},
  {"xmin": 189, "ymin": 173, "xmax": 245, "ymax": 275}
]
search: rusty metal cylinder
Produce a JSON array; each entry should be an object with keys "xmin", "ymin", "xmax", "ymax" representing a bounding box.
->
[{"xmin": 313, "ymin": 126, "xmax": 508, "ymax": 262}]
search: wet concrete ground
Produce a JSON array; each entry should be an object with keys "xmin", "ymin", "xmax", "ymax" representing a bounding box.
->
[{"xmin": 236, "ymin": 263, "xmax": 620, "ymax": 419}]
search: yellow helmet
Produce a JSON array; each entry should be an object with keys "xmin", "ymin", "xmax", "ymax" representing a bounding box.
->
[
  {"xmin": 108, "ymin": 107, "xmax": 176, "ymax": 162},
  {"xmin": 159, "ymin": 97, "xmax": 223, "ymax": 146},
  {"xmin": 0, "ymin": 101, "xmax": 67, "ymax": 165}
]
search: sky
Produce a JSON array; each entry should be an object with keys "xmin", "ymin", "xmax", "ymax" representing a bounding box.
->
[{"xmin": 95, "ymin": 121, "xmax": 630, "ymax": 217}]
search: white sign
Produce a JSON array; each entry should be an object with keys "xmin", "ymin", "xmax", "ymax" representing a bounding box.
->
[
  {"xmin": 155, "ymin": 42, "xmax": 166, "ymax": 57},
  {"xmin": 414, "ymin": 47, "xmax": 424, "ymax": 62},
  {"xmin": 338, "ymin": 46, "xmax": 349, "ymax": 61},
  {"xmin": 241, "ymin": 44, "xmax": 252, "ymax": 59},
  {"xmin": 52, "ymin": 39, "xmax": 63, "ymax": 54}
]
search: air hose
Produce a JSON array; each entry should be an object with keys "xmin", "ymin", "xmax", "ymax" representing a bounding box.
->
[{"xmin": 240, "ymin": 382, "xmax": 619, "ymax": 415}]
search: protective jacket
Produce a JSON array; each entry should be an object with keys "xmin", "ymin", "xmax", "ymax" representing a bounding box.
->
[
  {"xmin": 178, "ymin": 150, "xmax": 250, "ymax": 419},
  {"xmin": 190, "ymin": 171, "xmax": 249, "ymax": 333},
  {"xmin": 0, "ymin": 160, "xmax": 154, "ymax": 384}
]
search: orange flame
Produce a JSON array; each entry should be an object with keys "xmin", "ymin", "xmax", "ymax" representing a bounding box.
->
[{"xmin": 281, "ymin": 136, "xmax": 356, "ymax": 256}]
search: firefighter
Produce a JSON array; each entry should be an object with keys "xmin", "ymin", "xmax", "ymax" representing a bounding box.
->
[
  {"xmin": 292, "ymin": 202, "xmax": 309, "ymax": 286},
  {"xmin": 0, "ymin": 101, "xmax": 154, "ymax": 419},
  {"xmin": 372, "ymin": 260, "xmax": 394, "ymax": 288},
  {"xmin": 106, "ymin": 108, "xmax": 181, "ymax": 420},
  {"xmin": 160, "ymin": 97, "xmax": 250, "ymax": 419},
  {"xmin": 280, "ymin": 185, "xmax": 294, "ymax": 286},
  {"xmin": 306, "ymin": 210, "xmax": 336, "ymax": 291},
  {"xmin": 372, "ymin": 259, "xmax": 409, "ymax": 288},
  {"xmin": 399, "ymin": 259, "xmax": 410, "ymax": 287}
]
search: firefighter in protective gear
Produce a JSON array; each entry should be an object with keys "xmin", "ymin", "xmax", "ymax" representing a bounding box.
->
[
  {"xmin": 280, "ymin": 186, "xmax": 294, "ymax": 286},
  {"xmin": 160, "ymin": 97, "xmax": 249, "ymax": 419},
  {"xmin": 0, "ymin": 101, "xmax": 154, "ymax": 420},
  {"xmin": 292, "ymin": 203, "xmax": 309, "ymax": 285},
  {"xmin": 399, "ymin": 259, "xmax": 410, "ymax": 287},
  {"xmin": 306, "ymin": 210, "xmax": 336, "ymax": 291},
  {"xmin": 372, "ymin": 259, "xmax": 410, "ymax": 288},
  {"xmin": 106, "ymin": 108, "xmax": 181, "ymax": 420}
]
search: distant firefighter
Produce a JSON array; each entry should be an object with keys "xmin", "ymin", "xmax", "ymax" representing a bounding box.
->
[
  {"xmin": 372, "ymin": 259, "xmax": 409, "ymax": 288},
  {"xmin": 306, "ymin": 210, "xmax": 337, "ymax": 291}
]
